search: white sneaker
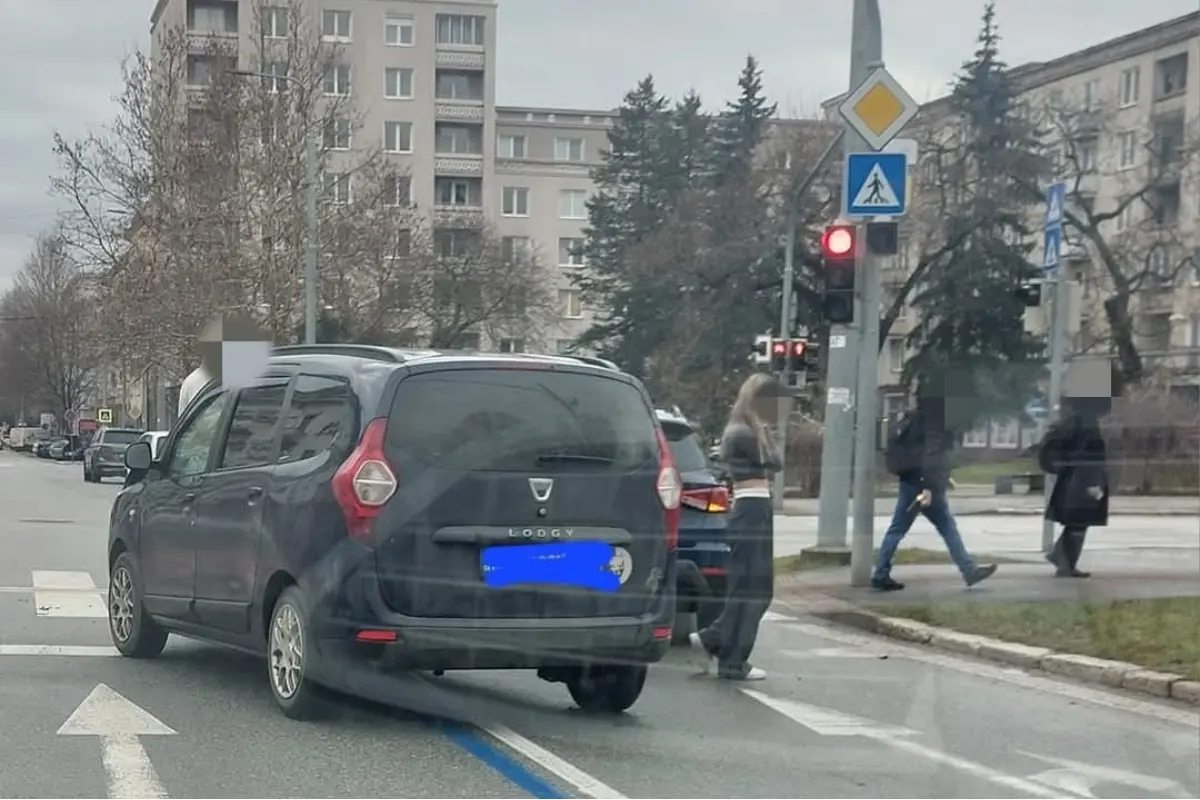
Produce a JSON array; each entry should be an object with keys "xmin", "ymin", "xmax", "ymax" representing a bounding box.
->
[
  {"xmin": 720, "ymin": 665, "xmax": 767, "ymax": 681},
  {"xmin": 688, "ymin": 632, "xmax": 714, "ymax": 673}
]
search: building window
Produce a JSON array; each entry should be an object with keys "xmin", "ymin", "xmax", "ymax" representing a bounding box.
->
[
  {"xmin": 262, "ymin": 6, "xmax": 288, "ymax": 37},
  {"xmin": 323, "ymin": 117, "xmax": 351, "ymax": 150},
  {"xmin": 385, "ymin": 14, "xmax": 413, "ymax": 46},
  {"xmin": 502, "ymin": 187, "xmax": 529, "ymax": 216},
  {"xmin": 1082, "ymin": 79, "xmax": 1099, "ymax": 111},
  {"xmin": 501, "ymin": 236, "xmax": 530, "ymax": 263},
  {"xmin": 436, "ymin": 180, "xmax": 471, "ymax": 206},
  {"xmin": 554, "ymin": 137, "xmax": 584, "ymax": 162},
  {"xmin": 383, "ymin": 121, "xmax": 412, "ymax": 153},
  {"xmin": 1119, "ymin": 66, "xmax": 1139, "ymax": 107},
  {"xmin": 1114, "ymin": 201, "xmax": 1137, "ymax": 233},
  {"xmin": 435, "ymin": 14, "xmax": 484, "ymax": 46},
  {"xmin": 384, "ymin": 176, "xmax": 411, "ymax": 207},
  {"xmin": 435, "ymin": 71, "xmax": 483, "ymax": 101},
  {"xmin": 498, "ymin": 338, "xmax": 525, "ymax": 354},
  {"xmin": 1155, "ymin": 53, "xmax": 1187, "ymax": 99},
  {"xmin": 323, "ymin": 173, "xmax": 351, "ymax": 204},
  {"xmin": 385, "ymin": 67, "xmax": 413, "ymax": 99},
  {"xmin": 263, "ymin": 62, "xmax": 288, "ymax": 93},
  {"xmin": 498, "ymin": 134, "xmax": 525, "ymax": 158},
  {"xmin": 321, "ymin": 9, "xmax": 351, "ymax": 40},
  {"xmin": 1117, "ymin": 131, "xmax": 1137, "ymax": 169},
  {"xmin": 189, "ymin": 1, "xmax": 237, "ymax": 32},
  {"xmin": 1078, "ymin": 140, "xmax": 1096, "ymax": 171},
  {"xmin": 887, "ymin": 338, "xmax": 904, "ymax": 373},
  {"xmin": 558, "ymin": 237, "xmax": 585, "ymax": 266},
  {"xmin": 990, "ymin": 420, "xmax": 1019, "ymax": 449},
  {"xmin": 436, "ymin": 124, "xmax": 480, "ymax": 154},
  {"xmin": 323, "ymin": 64, "xmax": 351, "ymax": 96},
  {"xmin": 558, "ymin": 289, "xmax": 582, "ymax": 318},
  {"xmin": 391, "ymin": 230, "xmax": 411, "ymax": 257},
  {"xmin": 961, "ymin": 427, "xmax": 988, "ymax": 448},
  {"xmin": 558, "ymin": 190, "xmax": 587, "ymax": 219}
]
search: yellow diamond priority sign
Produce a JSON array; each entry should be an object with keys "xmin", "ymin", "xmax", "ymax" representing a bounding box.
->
[{"xmin": 838, "ymin": 67, "xmax": 918, "ymax": 151}]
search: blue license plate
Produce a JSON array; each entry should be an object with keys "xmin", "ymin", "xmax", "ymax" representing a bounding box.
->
[{"xmin": 481, "ymin": 542, "xmax": 620, "ymax": 592}]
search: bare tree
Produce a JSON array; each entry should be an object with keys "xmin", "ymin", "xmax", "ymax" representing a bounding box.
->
[
  {"xmin": 0, "ymin": 233, "xmax": 98, "ymax": 417},
  {"xmin": 1029, "ymin": 100, "xmax": 1200, "ymax": 383}
]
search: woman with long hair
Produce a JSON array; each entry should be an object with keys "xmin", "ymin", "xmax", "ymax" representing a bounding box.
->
[{"xmin": 689, "ymin": 372, "xmax": 785, "ymax": 681}]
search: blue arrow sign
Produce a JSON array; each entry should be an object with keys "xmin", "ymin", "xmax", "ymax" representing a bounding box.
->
[{"xmin": 843, "ymin": 152, "xmax": 907, "ymax": 218}]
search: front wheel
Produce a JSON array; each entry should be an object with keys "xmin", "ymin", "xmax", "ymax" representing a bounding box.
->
[
  {"xmin": 566, "ymin": 664, "xmax": 648, "ymax": 713},
  {"xmin": 266, "ymin": 586, "xmax": 325, "ymax": 720},
  {"xmin": 108, "ymin": 552, "xmax": 168, "ymax": 658}
]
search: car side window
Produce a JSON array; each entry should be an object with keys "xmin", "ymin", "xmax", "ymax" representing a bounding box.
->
[
  {"xmin": 218, "ymin": 382, "xmax": 288, "ymax": 470},
  {"xmin": 167, "ymin": 393, "xmax": 228, "ymax": 480},
  {"xmin": 279, "ymin": 375, "xmax": 355, "ymax": 461}
]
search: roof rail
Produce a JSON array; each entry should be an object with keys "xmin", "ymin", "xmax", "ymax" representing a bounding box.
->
[
  {"xmin": 271, "ymin": 344, "xmax": 404, "ymax": 362},
  {"xmin": 565, "ymin": 354, "xmax": 620, "ymax": 371}
]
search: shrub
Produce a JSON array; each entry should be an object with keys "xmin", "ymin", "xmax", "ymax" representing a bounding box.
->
[{"xmin": 1101, "ymin": 387, "xmax": 1199, "ymax": 494}]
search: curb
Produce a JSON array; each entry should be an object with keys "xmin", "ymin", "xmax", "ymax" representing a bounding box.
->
[
  {"xmin": 807, "ymin": 603, "xmax": 1200, "ymax": 707},
  {"xmin": 781, "ymin": 508, "xmax": 1198, "ymax": 517}
]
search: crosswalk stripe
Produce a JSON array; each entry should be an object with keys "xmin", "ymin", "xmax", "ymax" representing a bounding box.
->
[{"xmin": 32, "ymin": 570, "xmax": 106, "ymax": 618}]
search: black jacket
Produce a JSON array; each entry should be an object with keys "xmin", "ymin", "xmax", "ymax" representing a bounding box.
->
[
  {"xmin": 889, "ymin": 410, "xmax": 956, "ymax": 492},
  {"xmin": 1041, "ymin": 414, "xmax": 1109, "ymax": 527}
]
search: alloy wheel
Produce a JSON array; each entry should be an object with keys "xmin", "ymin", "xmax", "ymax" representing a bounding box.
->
[
  {"xmin": 109, "ymin": 565, "xmax": 135, "ymax": 643},
  {"xmin": 269, "ymin": 603, "xmax": 304, "ymax": 700}
]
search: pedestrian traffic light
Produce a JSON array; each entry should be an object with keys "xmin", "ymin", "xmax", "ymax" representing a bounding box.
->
[
  {"xmin": 770, "ymin": 339, "xmax": 788, "ymax": 372},
  {"xmin": 821, "ymin": 224, "xmax": 857, "ymax": 324},
  {"xmin": 751, "ymin": 333, "xmax": 772, "ymax": 364},
  {"xmin": 787, "ymin": 340, "xmax": 807, "ymax": 372}
]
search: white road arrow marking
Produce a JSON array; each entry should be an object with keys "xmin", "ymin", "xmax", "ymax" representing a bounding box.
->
[
  {"xmin": 742, "ymin": 690, "xmax": 1061, "ymax": 798},
  {"xmin": 782, "ymin": 647, "xmax": 891, "ymax": 659},
  {"xmin": 57, "ymin": 683, "xmax": 175, "ymax": 799},
  {"xmin": 1020, "ymin": 751, "xmax": 1191, "ymax": 798}
]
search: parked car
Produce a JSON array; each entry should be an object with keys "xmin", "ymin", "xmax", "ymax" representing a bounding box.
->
[
  {"xmin": 49, "ymin": 435, "xmax": 84, "ymax": 460},
  {"xmin": 110, "ymin": 344, "xmax": 681, "ymax": 719},
  {"xmin": 84, "ymin": 427, "xmax": 143, "ymax": 482},
  {"xmin": 655, "ymin": 409, "xmax": 730, "ymax": 641},
  {"xmin": 36, "ymin": 436, "xmax": 65, "ymax": 459},
  {"xmin": 136, "ymin": 430, "xmax": 170, "ymax": 459}
]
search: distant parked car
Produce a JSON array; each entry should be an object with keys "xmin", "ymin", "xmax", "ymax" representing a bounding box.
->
[{"xmin": 83, "ymin": 427, "xmax": 143, "ymax": 482}]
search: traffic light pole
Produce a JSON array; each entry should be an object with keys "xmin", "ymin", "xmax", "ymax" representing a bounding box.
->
[
  {"xmin": 812, "ymin": 0, "xmax": 882, "ymax": 563},
  {"xmin": 771, "ymin": 205, "xmax": 799, "ymax": 511}
]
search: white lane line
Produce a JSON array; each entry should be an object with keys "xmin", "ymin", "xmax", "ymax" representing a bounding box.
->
[
  {"xmin": 32, "ymin": 570, "xmax": 106, "ymax": 618},
  {"xmin": 742, "ymin": 689, "xmax": 1062, "ymax": 798},
  {"xmin": 0, "ymin": 645, "xmax": 118, "ymax": 657},
  {"xmin": 773, "ymin": 619, "xmax": 1200, "ymax": 729},
  {"xmin": 761, "ymin": 610, "xmax": 792, "ymax": 623},
  {"xmin": 481, "ymin": 723, "xmax": 627, "ymax": 799}
]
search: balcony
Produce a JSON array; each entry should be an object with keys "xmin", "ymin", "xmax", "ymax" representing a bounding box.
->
[
  {"xmin": 435, "ymin": 102, "xmax": 485, "ymax": 123},
  {"xmin": 433, "ymin": 176, "xmax": 484, "ymax": 226},
  {"xmin": 434, "ymin": 157, "xmax": 483, "ymax": 176},
  {"xmin": 187, "ymin": 0, "xmax": 238, "ymax": 49},
  {"xmin": 435, "ymin": 50, "xmax": 485, "ymax": 70}
]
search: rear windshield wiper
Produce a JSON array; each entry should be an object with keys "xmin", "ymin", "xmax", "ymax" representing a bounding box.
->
[{"xmin": 535, "ymin": 453, "xmax": 614, "ymax": 464}]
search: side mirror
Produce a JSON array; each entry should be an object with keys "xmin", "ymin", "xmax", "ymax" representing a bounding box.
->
[{"xmin": 124, "ymin": 441, "xmax": 153, "ymax": 471}]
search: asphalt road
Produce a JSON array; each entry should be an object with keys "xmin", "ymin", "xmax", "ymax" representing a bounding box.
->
[{"xmin": 1, "ymin": 450, "xmax": 1197, "ymax": 799}]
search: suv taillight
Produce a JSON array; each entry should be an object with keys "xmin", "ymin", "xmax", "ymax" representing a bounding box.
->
[
  {"xmin": 653, "ymin": 427, "xmax": 681, "ymax": 550},
  {"xmin": 332, "ymin": 418, "xmax": 397, "ymax": 543},
  {"xmin": 681, "ymin": 485, "xmax": 729, "ymax": 513}
]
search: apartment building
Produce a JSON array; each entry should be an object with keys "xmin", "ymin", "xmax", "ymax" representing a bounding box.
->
[{"xmin": 825, "ymin": 11, "xmax": 1200, "ymax": 448}]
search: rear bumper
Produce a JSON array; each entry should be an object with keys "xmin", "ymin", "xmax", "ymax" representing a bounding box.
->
[
  {"xmin": 94, "ymin": 461, "xmax": 126, "ymax": 476},
  {"xmin": 305, "ymin": 549, "xmax": 675, "ymax": 681}
]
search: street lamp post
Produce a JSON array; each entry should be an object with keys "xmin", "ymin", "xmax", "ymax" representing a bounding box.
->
[{"xmin": 229, "ymin": 69, "xmax": 319, "ymax": 344}]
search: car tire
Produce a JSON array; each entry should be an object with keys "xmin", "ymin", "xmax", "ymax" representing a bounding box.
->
[
  {"xmin": 566, "ymin": 664, "xmax": 648, "ymax": 713},
  {"xmin": 266, "ymin": 586, "xmax": 324, "ymax": 720},
  {"xmin": 108, "ymin": 552, "xmax": 168, "ymax": 658}
]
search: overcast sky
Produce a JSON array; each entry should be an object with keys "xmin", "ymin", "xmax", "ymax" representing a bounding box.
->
[{"xmin": 0, "ymin": 0, "xmax": 1194, "ymax": 288}]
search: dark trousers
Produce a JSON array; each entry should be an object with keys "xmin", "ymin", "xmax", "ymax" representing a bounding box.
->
[
  {"xmin": 1052, "ymin": 525, "xmax": 1087, "ymax": 570},
  {"xmin": 698, "ymin": 496, "xmax": 774, "ymax": 676}
]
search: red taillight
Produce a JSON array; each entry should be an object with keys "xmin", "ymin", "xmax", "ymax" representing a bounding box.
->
[
  {"xmin": 355, "ymin": 629, "xmax": 397, "ymax": 643},
  {"xmin": 680, "ymin": 485, "xmax": 730, "ymax": 513},
  {"xmin": 653, "ymin": 427, "xmax": 681, "ymax": 550},
  {"xmin": 332, "ymin": 418, "xmax": 397, "ymax": 543}
]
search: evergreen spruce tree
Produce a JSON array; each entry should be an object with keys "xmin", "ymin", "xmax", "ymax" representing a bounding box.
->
[
  {"xmin": 711, "ymin": 56, "xmax": 777, "ymax": 185},
  {"xmin": 905, "ymin": 2, "xmax": 1046, "ymax": 425}
]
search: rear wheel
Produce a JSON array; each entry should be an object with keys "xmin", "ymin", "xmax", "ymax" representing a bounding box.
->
[
  {"xmin": 266, "ymin": 586, "xmax": 324, "ymax": 720},
  {"xmin": 566, "ymin": 664, "xmax": 647, "ymax": 713},
  {"xmin": 108, "ymin": 552, "xmax": 168, "ymax": 658}
]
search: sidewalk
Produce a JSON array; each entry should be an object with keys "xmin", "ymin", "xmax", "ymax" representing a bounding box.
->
[{"xmin": 781, "ymin": 491, "xmax": 1199, "ymax": 517}]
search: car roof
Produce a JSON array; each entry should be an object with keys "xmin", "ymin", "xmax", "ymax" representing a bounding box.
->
[
  {"xmin": 654, "ymin": 407, "xmax": 694, "ymax": 429},
  {"xmin": 268, "ymin": 344, "xmax": 626, "ymax": 377}
]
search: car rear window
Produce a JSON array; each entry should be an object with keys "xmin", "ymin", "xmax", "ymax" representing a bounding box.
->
[
  {"xmin": 661, "ymin": 421, "xmax": 709, "ymax": 473},
  {"xmin": 104, "ymin": 430, "xmax": 141, "ymax": 444},
  {"xmin": 387, "ymin": 368, "xmax": 658, "ymax": 471}
]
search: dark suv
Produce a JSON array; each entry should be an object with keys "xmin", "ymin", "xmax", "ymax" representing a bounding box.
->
[{"xmin": 111, "ymin": 345, "xmax": 681, "ymax": 718}]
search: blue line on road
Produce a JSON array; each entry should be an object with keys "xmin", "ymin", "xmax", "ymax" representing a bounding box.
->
[{"xmin": 436, "ymin": 722, "xmax": 566, "ymax": 799}]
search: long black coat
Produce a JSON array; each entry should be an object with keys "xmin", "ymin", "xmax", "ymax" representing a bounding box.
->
[{"xmin": 1041, "ymin": 415, "xmax": 1109, "ymax": 528}]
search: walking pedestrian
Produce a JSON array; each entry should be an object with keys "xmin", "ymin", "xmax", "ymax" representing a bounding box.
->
[
  {"xmin": 1038, "ymin": 396, "xmax": 1110, "ymax": 578},
  {"xmin": 689, "ymin": 373, "xmax": 786, "ymax": 681},
  {"xmin": 873, "ymin": 394, "xmax": 997, "ymax": 591}
]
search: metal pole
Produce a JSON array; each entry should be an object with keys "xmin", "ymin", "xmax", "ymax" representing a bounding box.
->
[
  {"xmin": 154, "ymin": 368, "xmax": 168, "ymax": 430},
  {"xmin": 772, "ymin": 206, "xmax": 799, "ymax": 510},
  {"xmin": 812, "ymin": 0, "xmax": 882, "ymax": 558},
  {"xmin": 1041, "ymin": 272, "xmax": 1069, "ymax": 552},
  {"xmin": 849, "ymin": 222, "xmax": 882, "ymax": 585},
  {"xmin": 303, "ymin": 129, "xmax": 319, "ymax": 344}
]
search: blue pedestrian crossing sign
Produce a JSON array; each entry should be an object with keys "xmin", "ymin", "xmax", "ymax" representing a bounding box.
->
[
  {"xmin": 1044, "ymin": 182, "xmax": 1065, "ymax": 228},
  {"xmin": 1042, "ymin": 226, "xmax": 1062, "ymax": 270},
  {"xmin": 843, "ymin": 152, "xmax": 907, "ymax": 218}
]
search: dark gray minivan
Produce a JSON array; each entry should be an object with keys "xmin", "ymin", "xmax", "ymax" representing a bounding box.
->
[{"xmin": 110, "ymin": 345, "xmax": 682, "ymax": 718}]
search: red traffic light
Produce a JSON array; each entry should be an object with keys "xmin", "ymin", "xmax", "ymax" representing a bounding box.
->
[
  {"xmin": 771, "ymin": 341, "xmax": 787, "ymax": 356},
  {"xmin": 821, "ymin": 225, "xmax": 856, "ymax": 258},
  {"xmin": 790, "ymin": 341, "xmax": 806, "ymax": 357}
]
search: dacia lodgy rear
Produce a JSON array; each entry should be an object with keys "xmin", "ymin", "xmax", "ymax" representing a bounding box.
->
[{"xmin": 109, "ymin": 345, "xmax": 681, "ymax": 719}]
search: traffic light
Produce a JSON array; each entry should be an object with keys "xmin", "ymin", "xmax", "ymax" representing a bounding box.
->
[
  {"xmin": 769, "ymin": 339, "xmax": 788, "ymax": 372},
  {"xmin": 787, "ymin": 340, "xmax": 807, "ymax": 372},
  {"xmin": 821, "ymin": 224, "xmax": 857, "ymax": 324},
  {"xmin": 1015, "ymin": 270, "xmax": 1043, "ymax": 307},
  {"xmin": 751, "ymin": 333, "xmax": 772, "ymax": 364}
]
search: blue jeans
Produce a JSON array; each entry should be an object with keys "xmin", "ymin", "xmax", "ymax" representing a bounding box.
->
[{"xmin": 874, "ymin": 481, "xmax": 976, "ymax": 581}]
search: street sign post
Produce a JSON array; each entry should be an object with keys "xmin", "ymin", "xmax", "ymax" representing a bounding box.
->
[
  {"xmin": 843, "ymin": 152, "xmax": 907, "ymax": 218},
  {"xmin": 97, "ymin": 408, "xmax": 113, "ymax": 425},
  {"xmin": 1041, "ymin": 181, "xmax": 1068, "ymax": 554},
  {"xmin": 837, "ymin": 67, "xmax": 918, "ymax": 152}
]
